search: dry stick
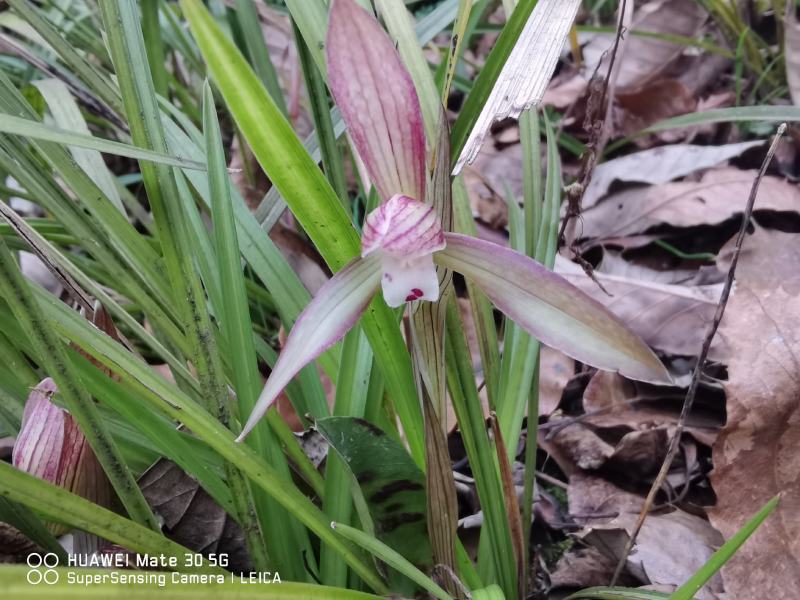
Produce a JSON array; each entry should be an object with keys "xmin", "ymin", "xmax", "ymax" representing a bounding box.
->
[
  {"xmin": 609, "ymin": 123, "xmax": 787, "ymax": 586},
  {"xmin": 557, "ymin": 0, "xmax": 629, "ymax": 249}
]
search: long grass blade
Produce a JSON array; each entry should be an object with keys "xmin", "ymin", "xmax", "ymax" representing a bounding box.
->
[
  {"xmin": 670, "ymin": 495, "xmax": 780, "ymax": 600},
  {"xmin": 205, "ymin": 81, "xmax": 312, "ymax": 579},
  {"xmin": 99, "ymin": 0, "xmax": 269, "ymax": 568},
  {"xmin": 0, "ymin": 113, "xmax": 205, "ymax": 169}
]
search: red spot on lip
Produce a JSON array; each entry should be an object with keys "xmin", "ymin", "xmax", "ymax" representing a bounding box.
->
[{"xmin": 405, "ymin": 288, "xmax": 424, "ymax": 302}]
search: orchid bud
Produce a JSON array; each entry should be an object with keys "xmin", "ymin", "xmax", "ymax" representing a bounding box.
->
[{"xmin": 12, "ymin": 378, "xmax": 111, "ymax": 534}]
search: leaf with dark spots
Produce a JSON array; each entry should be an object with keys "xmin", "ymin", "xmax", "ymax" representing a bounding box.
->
[
  {"xmin": 354, "ymin": 417, "xmax": 384, "ymax": 436},
  {"xmin": 315, "ymin": 416, "xmax": 431, "ymax": 574},
  {"xmin": 377, "ymin": 512, "xmax": 425, "ymax": 532},
  {"xmin": 356, "ymin": 471, "xmax": 377, "ymax": 485},
  {"xmin": 369, "ymin": 480, "xmax": 424, "ymax": 504}
]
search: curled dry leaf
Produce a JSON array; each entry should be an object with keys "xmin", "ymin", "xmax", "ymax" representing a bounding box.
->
[
  {"xmin": 578, "ymin": 167, "xmax": 800, "ymax": 242},
  {"xmin": 581, "ymin": 371, "xmax": 724, "ymax": 447},
  {"xmin": 538, "ymin": 347, "xmax": 574, "ymax": 417},
  {"xmin": 708, "ymin": 228, "xmax": 800, "ymax": 598},
  {"xmin": 540, "ymin": 421, "xmax": 615, "ymax": 475}
]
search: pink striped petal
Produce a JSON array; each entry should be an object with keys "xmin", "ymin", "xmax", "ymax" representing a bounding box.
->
[
  {"xmin": 327, "ymin": 0, "xmax": 426, "ymax": 202},
  {"xmin": 14, "ymin": 379, "xmax": 63, "ymax": 482},
  {"xmin": 435, "ymin": 234, "xmax": 671, "ymax": 384},
  {"xmin": 238, "ymin": 254, "xmax": 382, "ymax": 440},
  {"xmin": 13, "ymin": 378, "xmax": 111, "ymax": 533},
  {"xmin": 361, "ymin": 194, "xmax": 445, "ymax": 259}
]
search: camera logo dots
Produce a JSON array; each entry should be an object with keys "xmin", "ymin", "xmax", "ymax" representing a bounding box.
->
[{"xmin": 26, "ymin": 553, "xmax": 59, "ymax": 585}]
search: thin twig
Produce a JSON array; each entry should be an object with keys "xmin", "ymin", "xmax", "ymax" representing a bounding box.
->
[
  {"xmin": 609, "ymin": 123, "xmax": 787, "ymax": 585},
  {"xmin": 557, "ymin": 0, "xmax": 629, "ymax": 250}
]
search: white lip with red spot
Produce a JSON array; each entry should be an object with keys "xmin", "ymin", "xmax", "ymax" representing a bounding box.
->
[{"xmin": 361, "ymin": 194, "xmax": 445, "ymax": 307}]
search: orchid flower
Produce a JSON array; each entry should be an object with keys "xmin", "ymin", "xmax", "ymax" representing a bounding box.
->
[{"xmin": 237, "ymin": 0, "xmax": 669, "ymax": 440}]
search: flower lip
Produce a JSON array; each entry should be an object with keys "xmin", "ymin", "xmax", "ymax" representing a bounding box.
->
[{"xmin": 361, "ymin": 194, "xmax": 446, "ymax": 260}]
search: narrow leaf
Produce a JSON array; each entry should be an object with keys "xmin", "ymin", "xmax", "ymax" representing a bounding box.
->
[
  {"xmin": 0, "ymin": 113, "xmax": 205, "ymax": 169},
  {"xmin": 33, "ymin": 79, "xmax": 125, "ymax": 212},
  {"xmin": 645, "ymin": 106, "xmax": 800, "ymax": 133},
  {"xmin": 671, "ymin": 495, "xmax": 780, "ymax": 600},
  {"xmin": 489, "ymin": 414, "xmax": 525, "ymax": 598},
  {"xmin": 203, "ymin": 81, "xmax": 309, "ymax": 580},
  {"xmin": 436, "ymin": 234, "xmax": 670, "ymax": 384},
  {"xmin": 423, "ymin": 397, "xmax": 462, "ymax": 597}
]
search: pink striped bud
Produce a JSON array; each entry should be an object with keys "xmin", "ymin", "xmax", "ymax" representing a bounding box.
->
[{"xmin": 13, "ymin": 378, "xmax": 111, "ymax": 534}]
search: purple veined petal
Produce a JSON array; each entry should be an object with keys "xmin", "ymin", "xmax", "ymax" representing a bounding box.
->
[
  {"xmin": 327, "ymin": 0, "xmax": 426, "ymax": 202},
  {"xmin": 381, "ymin": 253, "xmax": 439, "ymax": 307},
  {"xmin": 238, "ymin": 254, "xmax": 383, "ymax": 441},
  {"xmin": 13, "ymin": 378, "xmax": 111, "ymax": 533},
  {"xmin": 435, "ymin": 233, "xmax": 672, "ymax": 384},
  {"xmin": 14, "ymin": 378, "xmax": 63, "ymax": 482},
  {"xmin": 361, "ymin": 194, "xmax": 446, "ymax": 260}
]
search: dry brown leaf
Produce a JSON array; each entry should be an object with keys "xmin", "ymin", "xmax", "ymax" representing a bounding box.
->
[
  {"xmin": 550, "ymin": 546, "xmax": 637, "ymax": 590},
  {"xmin": 615, "ymin": 79, "xmax": 697, "ymax": 138},
  {"xmin": 541, "ymin": 421, "xmax": 615, "ymax": 475},
  {"xmin": 463, "ymin": 141, "xmax": 521, "ymax": 230},
  {"xmin": 708, "ymin": 228, "xmax": 800, "ymax": 598},
  {"xmin": 581, "ymin": 0, "xmax": 708, "ymax": 91},
  {"xmin": 541, "ymin": 69, "xmax": 589, "ymax": 109},
  {"xmin": 555, "ymin": 254, "xmax": 725, "ymax": 358},
  {"xmin": 538, "ymin": 347, "xmax": 574, "ymax": 416},
  {"xmin": 579, "ymin": 508, "xmax": 724, "ymax": 598},
  {"xmin": 582, "ymin": 371, "xmax": 724, "ymax": 447},
  {"xmin": 139, "ymin": 460, "xmax": 252, "ymax": 573},
  {"xmin": 0, "ymin": 522, "xmax": 38, "ymax": 562},
  {"xmin": 582, "ymin": 140, "xmax": 764, "ymax": 210},
  {"xmin": 568, "ymin": 472, "xmax": 644, "ymax": 526},
  {"xmin": 579, "ymin": 168, "xmax": 800, "ymax": 241},
  {"xmin": 716, "ymin": 225, "xmax": 800, "ymax": 289}
]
